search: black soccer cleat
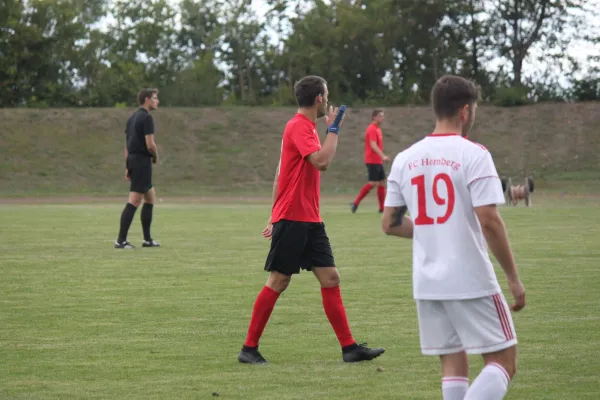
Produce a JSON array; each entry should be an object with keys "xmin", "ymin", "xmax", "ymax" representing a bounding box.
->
[
  {"xmin": 342, "ymin": 343, "xmax": 385, "ymax": 362},
  {"xmin": 350, "ymin": 203, "xmax": 358, "ymax": 213},
  {"xmin": 114, "ymin": 240, "xmax": 135, "ymax": 249},
  {"xmin": 142, "ymin": 240, "xmax": 160, "ymax": 248},
  {"xmin": 238, "ymin": 347, "xmax": 267, "ymax": 364}
]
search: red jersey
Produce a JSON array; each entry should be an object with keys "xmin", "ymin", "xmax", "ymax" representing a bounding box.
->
[
  {"xmin": 364, "ymin": 122, "xmax": 383, "ymax": 164},
  {"xmin": 271, "ymin": 113, "xmax": 322, "ymax": 223}
]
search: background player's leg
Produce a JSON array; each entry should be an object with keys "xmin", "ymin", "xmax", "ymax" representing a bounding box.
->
[
  {"xmin": 377, "ymin": 179, "xmax": 386, "ymax": 213},
  {"xmin": 116, "ymin": 192, "xmax": 143, "ymax": 248},
  {"xmin": 464, "ymin": 346, "xmax": 516, "ymax": 400},
  {"xmin": 351, "ymin": 165, "xmax": 377, "ymax": 213},
  {"xmin": 141, "ymin": 187, "xmax": 159, "ymax": 246},
  {"xmin": 351, "ymin": 182, "xmax": 375, "ymax": 212},
  {"xmin": 440, "ymin": 352, "xmax": 469, "ymax": 400}
]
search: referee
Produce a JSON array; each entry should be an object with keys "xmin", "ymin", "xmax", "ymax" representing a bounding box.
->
[{"xmin": 114, "ymin": 88, "xmax": 161, "ymax": 249}]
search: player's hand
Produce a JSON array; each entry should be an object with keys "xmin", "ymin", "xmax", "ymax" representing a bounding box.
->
[
  {"xmin": 383, "ymin": 155, "xmax": 390, "ymax": 162},
  {"xmin": 324, "ymin": 106, "xmax": 337, "ymax": 126},
  {"xmin": 507, "ymin": 278, "xmax": 526, "ymax": 312},
  {"xmin": 325, "ymin": 106, "xmax": 345, "ymax": 131},
  {"xmin": 152, "ymin": 155, "xmax": 158, "ymax": 164},
  {"xmin": 125, "ymin": 169, "xmax": 130, "ymax": 181},
  {"xmin": 262, "ymin": 218, "xmax": 273, "ymax": 240}
]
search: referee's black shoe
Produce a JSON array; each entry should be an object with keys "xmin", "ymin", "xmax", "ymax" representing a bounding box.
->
[{"xmin": 114, "ymin": 240, "xmax": 135, "ymax": 249}]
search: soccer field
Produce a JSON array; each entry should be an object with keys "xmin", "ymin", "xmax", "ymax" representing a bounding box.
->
[{"xmin": 1, "ymin": 196, "xmax": 599, "ymax": 399}]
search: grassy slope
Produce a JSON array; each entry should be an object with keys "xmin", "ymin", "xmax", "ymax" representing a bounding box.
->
[{"xmin": 1, "ymin": 103, "xmax": 599, "ymax": 197}]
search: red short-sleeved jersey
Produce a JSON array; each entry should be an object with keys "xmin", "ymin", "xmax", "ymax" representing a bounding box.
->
[
  {"xmin": 271, "ymin": 113, "xmax": 322, "ymax": 223},
  {"xmin": 364, "ymin": 123, "xmax": 383, "ymax": 164}
]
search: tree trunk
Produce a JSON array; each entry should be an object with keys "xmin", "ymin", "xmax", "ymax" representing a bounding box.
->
[
  {"xmin": 513, "ymin": 52, "xmax": 523, "ymax": 87},
  {"xmin": 237, "ymin": 67, "xmax": 246, "ymax": 101},
  {"xmin": 469, "ymin": 0, "xmax": 479, "ymax": 78},
  {"xmin": 246, "ymin": 59, "xmax": 254, "ymax": 102}
]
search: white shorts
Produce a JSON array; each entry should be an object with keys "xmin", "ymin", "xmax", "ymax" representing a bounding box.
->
[{"xmin": 417, "ymin": 293, "xmax": 517, "ymax": 356}]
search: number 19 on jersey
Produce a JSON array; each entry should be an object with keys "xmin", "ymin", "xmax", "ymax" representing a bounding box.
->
[{"xmin": 411, "ymin": 173, "xmax": 456, "ymax": 225}]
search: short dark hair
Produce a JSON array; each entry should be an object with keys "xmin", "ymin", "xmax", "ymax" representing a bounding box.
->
[
  {"xmin": 431, "ymin": 75, "xmax": 479, "ymax": 119},
  {"xmin": 294, "ymin": 76, "xmax": 326, "ymax": 107},
  {"xmin": 138, "ymin": 88, "xmax": 158, "ymax": 106},
  {"xmin": 372, "ymin": 108, "xmax": 384, "ymax": 118}
]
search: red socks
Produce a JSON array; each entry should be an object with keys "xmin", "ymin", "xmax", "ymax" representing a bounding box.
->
[
  {"xmin": 353, "ymin": 183, "xmax": 374, "ymax": 206},
  {"xmin": 243, "ymin": 286, "xmax": 280, "ymax": 348},
  {"xmin": 377, "ymin": 185, "xmax": 386, "ymax": 211},
  {"xmin": 243, "ymin": 285, "xmax": 356, "ymax": 350},
  {"xmin": 321, "ymin": 286, "xmax": 356, "ymax": 348}
]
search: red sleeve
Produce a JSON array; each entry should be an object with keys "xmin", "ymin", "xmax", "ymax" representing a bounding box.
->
[
  {"xmin": 293, "ymin": 123, "xmax": 321, "ymax": 158},
  {"xmin": 365, "ymin": 125, "xmax": 377, "ymax": 142}
]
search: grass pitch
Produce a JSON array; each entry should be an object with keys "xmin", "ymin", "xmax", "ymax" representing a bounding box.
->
[{"xmin": 1, "ymin": 195, "xmax": 599, "ymax": 399}]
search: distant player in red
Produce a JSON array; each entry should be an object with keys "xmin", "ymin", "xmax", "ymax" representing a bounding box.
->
[
  {"xmin": 237, "ymin": 75, "xmax": 385, "ymax": 365},
  {"xmin": 351, "ymin": 109, "xmax": 390, "ymax": 213}
]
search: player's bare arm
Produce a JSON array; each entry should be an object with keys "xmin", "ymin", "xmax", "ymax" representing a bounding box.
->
[
  {"xmin": 306, "ymin": 106, "xmax": 343, "ymax": 171},
  {"xmin": 145, "ymin": 134, "xmax": 158, "ymax": 163},
  {"xmin": 262, "ymin": 161, "xmax": 280, "ymax": 239},
  {"xmin": 474, "ymin": 204, "xmax": 526, "ymax": 311},
  {"xmin": 124, "ymin": 146, "xmax": 130, "ymax": 180},
  {"xmin": 381, "ymin": 205, "xmax": 413, "ymax": 238},
  {"xmin": 370, "ymin": 141, "xmax": 389, "ymax": 161}
]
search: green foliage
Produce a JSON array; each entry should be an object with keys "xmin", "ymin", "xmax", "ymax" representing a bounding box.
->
[
  {"xmin": 492, "ymin": 87, "xmax": 532, "ymax": 107},
  {"xmin": 0, "ymin": 0, "xmax": 598, "ymax": 107},
  {"xmin": 570, "ymin": 77, "xmax": 600, "ymax": 101}
]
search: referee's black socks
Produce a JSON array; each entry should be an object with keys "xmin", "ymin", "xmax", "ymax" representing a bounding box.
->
[
  {"xmin": 117, "ymin": 203, "xmax": 138, "ymax": 243},
  {"xmin": 141, "ymin": 203, "xmax": 154, "ymax": 241}
]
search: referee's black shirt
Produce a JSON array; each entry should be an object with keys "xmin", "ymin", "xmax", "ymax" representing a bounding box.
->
[{"xmin": 126, "ymin": 108, "xmax": 154, "ymax": 156}]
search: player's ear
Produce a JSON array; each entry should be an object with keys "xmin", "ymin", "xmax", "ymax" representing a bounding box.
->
[
  {"xmin": 315, "ymin": 94, "xmax": 323, "ymax": 106},
  {"xmin": 460, "ymin": 104, "xmax": 470, "ymax": 122}
]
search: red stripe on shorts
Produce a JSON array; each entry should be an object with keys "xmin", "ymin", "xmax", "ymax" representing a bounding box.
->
[{"xmin": 493, "ymin": 294, "xmax": 512, "ymax": 340}]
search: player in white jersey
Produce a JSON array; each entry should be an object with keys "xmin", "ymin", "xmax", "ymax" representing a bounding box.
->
[{"xmin": 381, "ymin": 75, "xmax": 526, "ymax": 400}]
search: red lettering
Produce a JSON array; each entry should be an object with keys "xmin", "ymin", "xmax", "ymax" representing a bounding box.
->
[{"xmin": 411, "ymin": 173, "xmax": 456, "ymax": 225}]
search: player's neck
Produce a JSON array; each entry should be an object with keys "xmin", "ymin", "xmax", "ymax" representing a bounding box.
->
[
  {"xmin": 432, "ymin": 121, "xmax": 463, "ymax": 136},
  {"xmin": 297, "ymin": 107, "xmax": 318, "ymax": 122},
  {"xmin": 141, "ymin": 104, "xmax": 151, "ymax": 112}
]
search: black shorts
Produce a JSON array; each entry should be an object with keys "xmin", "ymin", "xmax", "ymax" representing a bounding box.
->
[
  {"xmin": 264, "ymin": 219, "xmax": 335, "ymax": 275},
  {"xmin": 127, "ymin": 154, "xmax": 153, "ymax": 194},
  {"xmin": 366, "ymin": 163, "xmax": 386, "ymax": 181}
]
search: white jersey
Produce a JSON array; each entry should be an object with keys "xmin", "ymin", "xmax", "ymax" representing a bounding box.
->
[{"xmin": 385, "ymin": 133, "xmax": 506, "ymax": 300}]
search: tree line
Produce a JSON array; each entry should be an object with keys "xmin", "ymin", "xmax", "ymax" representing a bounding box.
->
[{"xmin": 1, "ymin": 0, "xmax": 599, "ymax": 108}]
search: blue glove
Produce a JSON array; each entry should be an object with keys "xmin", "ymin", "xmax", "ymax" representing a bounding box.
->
[{"xmin": 327, "ymin": 105, "xmax": 346, "ymax": 134}]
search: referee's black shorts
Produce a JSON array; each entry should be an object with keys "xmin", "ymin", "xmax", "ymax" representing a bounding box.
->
[
  {"xmin": 264, "ymin": 219, "xmax": 335, "ymax": 275},
  {"xmin": 127, "ymin": 154, "xmax": 153, "ymax": 194},
  {"xmin": 366, "ymin": 163, "xmax": 386, "ymax": 182}
]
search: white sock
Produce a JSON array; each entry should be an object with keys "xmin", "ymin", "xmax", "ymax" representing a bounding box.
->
[
  {"xmin": 442, "ymin": 376, "xmax": 469, "ymax": 400},
  {"xmin": 464, "ymin": 362, "xmax": 510, "ymax": 400}
]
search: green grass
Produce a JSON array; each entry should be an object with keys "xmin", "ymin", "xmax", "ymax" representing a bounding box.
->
[{"xmin": 1, "ymin": 195, "xmax": 599, "ymax": 399}]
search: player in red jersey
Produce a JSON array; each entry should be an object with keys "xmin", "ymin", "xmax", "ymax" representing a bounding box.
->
[
  {"xmin": 351, "ymin": 109, "xmax": 390, "ymax": 213},
  {"xmin": 238, "ymin": 75, "xmax": 385, "ymax": 364}
]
